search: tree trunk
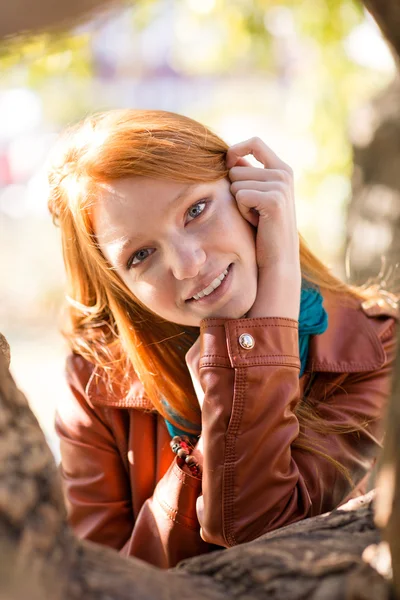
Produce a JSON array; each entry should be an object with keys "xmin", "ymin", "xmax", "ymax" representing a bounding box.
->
[
  {"xmin": 362, "ymin": 0, "xmax": 400, "ymax": 62},
  {"xmin": 0, "ymin": 340, "xmax": 393, "ymax": 600},
  {"xmin": 349, "ymin": 5, "xmax": 400, "ymax": 596},
  {"xmin": 0, "ymin": 0, "xmax": 122, "ymax": 39},
  {"xmin": 374, "ymin": 320, "xmax": 400, "ymax": 595},
  {"xmin": 346, "ymin": 77, "xmax": 400, "ymax": 287},
  {"xmin": 346, "ymin": 0, "xmax": 400, "ymax": 287}
]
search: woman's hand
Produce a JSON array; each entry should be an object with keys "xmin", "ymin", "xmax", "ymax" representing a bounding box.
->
[{"xmin": 227, "ymin": 137, "xmax": 301, "ymax": 320}]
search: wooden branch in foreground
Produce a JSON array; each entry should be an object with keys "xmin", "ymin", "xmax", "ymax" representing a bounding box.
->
[
  {"xmin": 0, "ymin": 337, "xmax": 394, "ymax": 600},
  {"xmin": 0, "ymin": 333, "xmax": 10, "ymax": 367},
  {"xmin": 362, "ymin": 0, "xmax": 400, "ymax": 64},
  {"xmin": 0, "ymin": 0, "xmax": 124, "ymax": 39},
  {"xmin": 375, "ymin": 321, "xmax": 400, "ymax": 596}
]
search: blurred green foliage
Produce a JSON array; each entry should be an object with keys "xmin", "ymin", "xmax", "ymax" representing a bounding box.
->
[
  {"xmin": 0, "ymin": 0, "xmax": 377, "ymax": 166},
  {"xmin": 0, "ymin": 33, "xmax": 92, "ymax": 82},
  {"xmin": 0, "ymin": 0, "xmax": 394, "ymax": 262},
  {"xmin": 0, "ymin": 0, "xmax": 366, "ymax": 85}
]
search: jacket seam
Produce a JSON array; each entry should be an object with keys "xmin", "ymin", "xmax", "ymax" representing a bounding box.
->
[
  {"xmin": 231, "ymin": 323, "xmax": 298, "ymax": 329},
  {"xmin": 233, "ymin": 360, "xmax": 300, "ymax": 368},
  {"xmin": 379, "ymin": 319, "xmax": 396, "ymax": 343},
  {"xmin": 89, "ymin": 398, "xmax": 155, "ymax": 409},
  {"xmin": 308, "ymin": 361, "xmax": 383, "ymax": 369},
  {"xmin": 200, "ymin": 363, "xmax": 232, "ymax": 369},
  {"xmin": 203, "ymin": 353, "xmax": 299, "ymax": 359},
  {"xmin": 202, "ymin": 360, "xmax": 300, "ymax": 368},
  {"xmin": 172, "ymin": 461, "xmax": 202, "ymax": 488},
  {"xmin": 154, "ymin": 492, "xmax": 199, "ymax": 532},
  {"xmin": 102, "ymin": 407, "xmax": 131, "ymax": 477},
  {"xmin": 223, "ymin": 367, "xmax": 247, "ymax": 547},
  {"xmin": 201, "ymin": 322, "xmax": 298, "ymax": 331},
  {"xmin": 203, "ymin": 317, "xmax": 297, "ymax": 324}
]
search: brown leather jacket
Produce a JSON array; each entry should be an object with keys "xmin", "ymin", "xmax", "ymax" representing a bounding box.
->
[{"xmin": 56, "ymin": 291, "xmax": 398, "ymax": 568}]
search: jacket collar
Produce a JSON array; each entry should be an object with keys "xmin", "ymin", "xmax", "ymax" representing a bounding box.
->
[
  {"xmin": 305, "ymin": 291, "xmax": 393, "ymax": 373},
  {"xmin": 87, "ymin": 292, "xmax": 395, "ymax": 408},
  {"xmin": 86, "ymin": 365, "xmax": 154, "ymax": 410}
]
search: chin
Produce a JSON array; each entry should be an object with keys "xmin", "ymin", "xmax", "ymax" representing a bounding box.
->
[{"xmin": 209, "ymin": 301, "xmax": 254, "ymax": 321}]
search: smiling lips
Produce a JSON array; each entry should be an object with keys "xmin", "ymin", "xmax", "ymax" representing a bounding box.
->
[{"xmin": 190, "ymin": 268, "xmax": 229, "ymax": 301}]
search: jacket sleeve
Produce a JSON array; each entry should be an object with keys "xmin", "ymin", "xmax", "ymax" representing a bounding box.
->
[
  {"xmin": 56, "ymin": 359, "xmax": 134, "ymax": 552},
  {"xmin": 56, "ymin": 355, "xmax": 211, "ymax": 568},
  {"xmin": 197, "ymin": 316, "xmax": 395, "ymax": 548}
]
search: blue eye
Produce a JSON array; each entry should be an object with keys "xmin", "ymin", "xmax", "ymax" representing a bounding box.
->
[
  {"xmin": 128, "ymin": 248, "xmax": 153, "ymax": 268},
  {"xmin": 187, "ymin": 200, "xmax": 206, "ymax": 222}
]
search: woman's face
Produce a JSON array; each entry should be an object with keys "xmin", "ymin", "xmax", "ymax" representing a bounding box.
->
[{"xmin": 93, "ymin": 176, "xmax": 258, "ymax": 326}]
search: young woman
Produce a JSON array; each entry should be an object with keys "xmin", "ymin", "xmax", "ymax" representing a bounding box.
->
[{"xmin": 48, "ymin": 109, "xmax": 398, "ymax": 569}]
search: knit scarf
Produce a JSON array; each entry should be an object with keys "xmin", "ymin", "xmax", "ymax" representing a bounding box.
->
[{"xmin": 164, "ymin": 283, "xmax": 328, "ymax": 439}]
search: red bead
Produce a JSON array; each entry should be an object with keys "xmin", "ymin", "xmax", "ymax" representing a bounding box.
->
[{"xmin": 180, "ymin": 441, "xmax": 190, "ymax": 453}]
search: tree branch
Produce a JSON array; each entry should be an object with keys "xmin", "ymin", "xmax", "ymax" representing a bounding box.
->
[{"xmin": 362, "ymin": 0, "xmax": 400, "ymax": 63}]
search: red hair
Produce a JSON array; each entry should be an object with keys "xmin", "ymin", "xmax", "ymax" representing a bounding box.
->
[{"xmin": 48, "ymin": 109, "xmax": 379, "ymax": 450}]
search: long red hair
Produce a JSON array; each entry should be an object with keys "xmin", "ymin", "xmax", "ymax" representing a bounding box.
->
[{"xmin": 47, "ymin": 109, "xmax": 382, "ymax": 458}]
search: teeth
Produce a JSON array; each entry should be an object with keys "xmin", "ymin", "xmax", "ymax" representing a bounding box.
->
[{"xmin": 192, "ymin": 268, "xmax": 229, "ymax": 301}]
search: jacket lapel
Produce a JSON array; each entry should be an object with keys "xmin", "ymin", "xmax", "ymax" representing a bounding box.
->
[
  {"xmin": 306, "ymin": 292, "xmax": 389, "ymax": 373},
  {"xmin": 87, "ymin": 364, "xmax": 153, "ymax": 410}
]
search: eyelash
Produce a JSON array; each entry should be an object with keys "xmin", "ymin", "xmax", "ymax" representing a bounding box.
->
[{"xmin": 127, "ymin": 199, "xmax": 208, "ymax": 269}]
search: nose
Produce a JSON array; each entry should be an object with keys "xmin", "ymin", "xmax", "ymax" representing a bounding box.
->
[{"xmin": 167, "ymin": 237, "xmax": 206, "ymax": 281}]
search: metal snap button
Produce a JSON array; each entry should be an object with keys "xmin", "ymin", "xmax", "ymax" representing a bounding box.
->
[{"xmin": 238, "ymin": 333, "xmax": 255, "ymax": 349}]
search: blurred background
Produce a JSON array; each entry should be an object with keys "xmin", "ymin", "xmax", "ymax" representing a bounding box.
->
[{"xmin": 0, "ymin": 0, "xmax": 398, "ymax": 456}]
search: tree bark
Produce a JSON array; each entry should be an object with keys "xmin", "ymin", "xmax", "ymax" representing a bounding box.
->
[
  {"xmin": 362, "ymin": 0, "xmax": 400, "ymax": 64},
  {"xmin": 0, "ymin": 333, "xmax": 10, "ymax": 367},
  {"xmin": 374, "ymin": 321, "xmax": 400, "ymax": 595},
  {"xmin": 346, "ymin": 76, "xmax": 400, "ymax": 287},
  {"xmin": 0, "ymin": 0, "xmax": 123, "ymax": 39},
  {"xmin": 345, "ymin": 1, "xmax": 400, "ymax": 286},
  {"xmin": 0, "ymin": 340, "xmax": 393, "ymax": 600},
  {"xmin": 346, "ymin": 4, "xmax": 400, "ymax": 593}
]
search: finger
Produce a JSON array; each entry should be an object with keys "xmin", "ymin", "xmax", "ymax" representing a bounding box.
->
[
  {"xmin": 234, "ymin": 190, "xmax": 260, "ymax": 227},
  {"xmin": 233, "ymin": 157, "xmax": 253, "ymax": 168},
  {"xmin": 230, "ymin": 180, "xmax": 287, "ymax": 197},
  {"xmin": 226, "ymin": 137, "xmax": 289, "ymax": 171},
  {"xmin": 235, "ymin": 188, "xmax": 288, "ymax": 221},
  {"xmin": 229, "ymin": 166, "xmax": 292, "ymax": 184}
]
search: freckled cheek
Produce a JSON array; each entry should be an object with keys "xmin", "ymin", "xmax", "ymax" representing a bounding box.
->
[
  {"xmin": 212, "ymin": 212, "xmax": 238, "ymax": 238},
  {"xmin": 129, "ymin": 280, "xmax": 176, "ymax": 314},
  {"xmin": 214, "ymin": 212, "xmax": 256, "ymax": 249},
  {"xmin": 128, "ymin": 281, "xmax": 156, "ymax": 307}
]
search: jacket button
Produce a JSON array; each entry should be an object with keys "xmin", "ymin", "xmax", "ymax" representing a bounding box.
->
[{"xmin": 238, "ymin": 333, "xmax": 255, "ymax": 349}]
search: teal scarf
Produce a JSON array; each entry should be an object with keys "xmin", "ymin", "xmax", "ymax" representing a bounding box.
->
[{"xmin": 164, "ymin": 283, "xmax": 328, "ymax": 439}]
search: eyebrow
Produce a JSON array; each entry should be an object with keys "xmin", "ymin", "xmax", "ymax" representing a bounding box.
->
[{"xmin": 113, "ymin": 183, "xmax": 199, "ymax": 264}]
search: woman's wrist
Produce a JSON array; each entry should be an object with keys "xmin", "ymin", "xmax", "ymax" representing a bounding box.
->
[{"xmin": 247, "ymin": 264, "xmax": 301, "ymax": 320}]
